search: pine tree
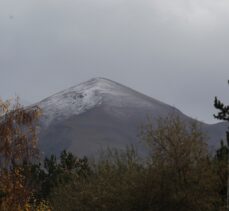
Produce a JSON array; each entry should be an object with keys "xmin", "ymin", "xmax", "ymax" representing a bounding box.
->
[{"xmin": 214, "ymin": 80, "xmax": 229, "ymax": 210}]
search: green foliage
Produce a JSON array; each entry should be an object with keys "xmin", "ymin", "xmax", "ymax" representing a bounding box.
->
[
  {"xmin": 214, "ymin": 96, "xmax": 229, "ymax": 146},
  {"xmin": 30, "ymin": 150, "xmax": 91, "ymax": 202},
  {"xmin": 49, "ymin": 147, "xmax": 149, "ymax": 211}
]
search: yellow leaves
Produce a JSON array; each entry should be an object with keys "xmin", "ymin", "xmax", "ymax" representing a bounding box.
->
[
  {"xmin": 24, "ymin": 200, "xmax": 52, "ymax": 211},
  {"xmin": 0, "ymin": 167, "xmax": 28, "ymax": 210},
  {"xmin": 0, "ymin": 98, "xmax": 10, "ymax": 115},
  {"xmin": 0, "ymin": 99, "xmax": 41, "ymax": 166},
  {"xmin": 24, "ymin": 203, "xmax": 31, "ymax": 211},
  {"xmin": 0, "ymin": 98, "xmax": 42, "ymax": 211}
]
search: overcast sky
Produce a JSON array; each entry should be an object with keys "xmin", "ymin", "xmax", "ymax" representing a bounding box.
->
[{"xmin": 0, "ymin": 0, "xmax": 229, "ymax": 123}]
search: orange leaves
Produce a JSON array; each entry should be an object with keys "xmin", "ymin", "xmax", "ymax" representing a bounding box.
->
[{"xmin": 0, "ymin": 99, "xmax": 42, "ymax": 210}]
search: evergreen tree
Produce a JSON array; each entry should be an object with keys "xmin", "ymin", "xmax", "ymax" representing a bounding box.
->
[
  {"xmin": 31, "ymin": 150, "xmax": 91, "ymax": 201},
  {"xmin": 214, "ymin": 80, "xmax": 229, "ymax": 210}
]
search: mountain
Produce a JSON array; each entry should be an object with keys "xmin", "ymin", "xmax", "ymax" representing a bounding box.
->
[{"xmin": 33, "ymin": 77, "xmax": 227, "ymax": 157}]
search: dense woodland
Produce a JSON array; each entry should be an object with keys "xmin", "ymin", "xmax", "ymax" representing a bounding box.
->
[{"xmin": 0, "ymin": 89, "xmax": 228, "ymax": 211}]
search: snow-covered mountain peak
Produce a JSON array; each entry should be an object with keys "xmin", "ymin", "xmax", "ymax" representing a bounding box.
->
[
  {"xmin": 35, "ymin": 77, "xmax": 173, "ymax": 127},
  {"xmin": 36, "ymin": 77, "xmax": 128, "ymax": 126},
  {"xmin": 72, "ymin": 77, "xmax": 129, "ymax": 94}
]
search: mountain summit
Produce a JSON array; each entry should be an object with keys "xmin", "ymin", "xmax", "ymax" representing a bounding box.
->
[
  {"xmin": 34, "ymin": 78, "xmax": 227, "ymax": 157},
  {"xmin": 37, "ymin": 77, "xmax": 175, "ymax": 127}
]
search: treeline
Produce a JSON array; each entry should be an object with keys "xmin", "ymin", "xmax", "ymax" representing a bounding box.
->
[
  {"xmin": 34, "ymin": 117, "xmax": 228, "ymax": 211},
  {"xmin": 0, "ymin": 94, "xmax": 228, "ymax": 210}
]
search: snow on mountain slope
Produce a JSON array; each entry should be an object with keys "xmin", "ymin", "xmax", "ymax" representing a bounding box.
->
[{"xmin": 37, "ymin": 77, "xmax": 173, "ymax": 127}]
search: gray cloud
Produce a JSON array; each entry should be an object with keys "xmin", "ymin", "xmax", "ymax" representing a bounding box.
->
[{"xmin": 0, "ymin": 0, "xmax": 229, "ymax": 123}]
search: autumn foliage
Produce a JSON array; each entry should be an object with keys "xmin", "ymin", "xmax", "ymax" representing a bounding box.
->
[{"xmin": 0, "ymin": 99, "xmax": 48, "ymax": 210}]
